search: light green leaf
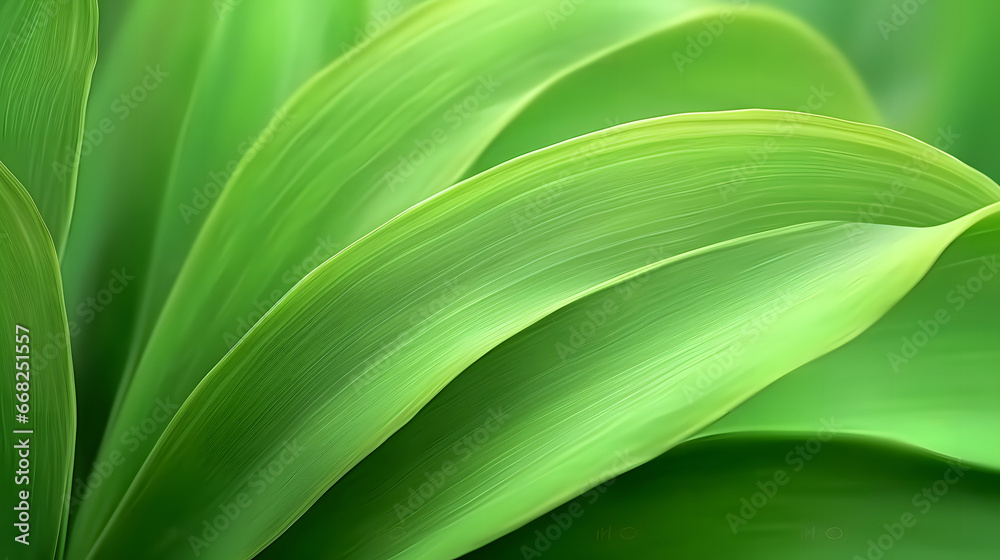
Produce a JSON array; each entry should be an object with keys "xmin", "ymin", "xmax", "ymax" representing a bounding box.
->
[
  {"xmin": 63, "ymin": 3, "xmax": 390, "ymax": 546},
  {"xmin": 263, "ymin": 213, "xmax": 991, "ymax": 559},
  {"xmin": 468, "ymin": 5, "xmax": 878, "ymax": 175},
  {"xmin": 701, "ymin": 211, "xmax": 1000, "ymax": 468},
  {"xmin": 73, "ymin": 4, "xmax": 884, "ymax": 549},
  {"xmin": 73, "ymin": 0, "xmax": 725, "ymax": 549},
  {"xmin": 127, "ymin": 0, "xmax": 399, "ymax": 381},
  {"xmin": 85, "ymin": 110, "xmax": 997, "ymax": 559}
]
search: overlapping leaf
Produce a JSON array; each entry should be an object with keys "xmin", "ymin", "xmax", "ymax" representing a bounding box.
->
[
  {"xmin": 769, "ymin": 0, "xmax": 1000, "ymax": 182},
  {"xmin": 0, "ymin": 1, "xmax": 994, "ymax": 560},
  {"xmin": 82, "ymin": 110, "xmax": 999, "ymax": 559},
  {"xmin": 0, "ymin": 0, "xmax": 97, "ymax": 254},
  {"xmin": 58, "ymin": 0, "xmax": 221, "ymax": 510},
  {"xmin": 75, "ymin": 0, "xmax": 887, "ymax": 552},
  {"xmin": 0, "ymin": 162, "xmax": 75, "ymax": 559},
  {"xmin": 63, "ymin": 2, "xmax": 399, "ymax": 545},
  {"xmin": 262, "ymin": 212, "xmax": 995, "ymax": 559},
  {"xmin": 467, "ymin": 5, "xmax": 877, "ymax": 175},
  {"xmin": 470, "ymin": 435, "xmax": 1000, "ymax": 559},
  {"xmin": 702, "ymin": 210, "xmax": 1000, "ymax": 468},
  {"xmin": 263, "ymin": 203, "xmax": 1000, "ymax": 559}
]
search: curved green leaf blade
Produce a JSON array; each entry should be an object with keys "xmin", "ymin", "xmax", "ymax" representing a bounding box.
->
[
  {"xmin": 468, "ymin": 5, "xmax": 878, "ymax": 175},
  {"xmin": 64, "ymin": 3, "xmax": 391, "ymax": 547},
  {"xmin": 468, "ymin": 435, "xmax": 1000, "ymax": 559},
  {"xmin": 86, "ymin": 110, "xmax": 997, "ymax": 559},
  {"xmin": 0, "ymin": 161, "xmax": 75, "ymax": 559},
  {"xmin": 76, "ymin": 5, "xmax": 878, "ymax": 542},
  {"xmin": 767, "ymin": 0, "xmax": 1000, "ymax": 184},
  {"xmin": 262, "ymin": 214, "xmax": 981, "ymax": 559},
  {"xmin": 701, "ymin": 211, "xmax": 1000, "ymax": 468},
  {"xmin": 124, "ymin": 0, "xmax": 405, "ymax": 397},
  {"xmin": 0, "ymin": 0, "xmax": 97, "ymax": 255},
  {"xmin": 58, "ymin": 2, "xmax": 221, "ymax": 521},
  {"xmin": 75, "ymin": 0, "xmax": 725, "ymax": 548}
]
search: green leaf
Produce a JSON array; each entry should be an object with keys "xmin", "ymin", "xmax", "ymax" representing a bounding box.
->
[
  {"xmin": 84, "ymin": 110, "xmax": 997, "ymax": 559},
  {"xmin": 767, "ymin": 0, "xmax": 1000, "ymax": 184},
  {"xmin": 127, "ymin": 0, "xmax": 402, "ymax": 381},
  {"xmin": 0, "ymin": 161, "xmax": 75, "ymax": 559},
  {"xmin": 701, "ymin": 210, "xmax": 1000, "ymax": 468},
  {"xmin": 468, "ymin": 434, "xmax": 1000, "ymax": 559},
  {"xmin": 62, "ymin": 3, "xmax": 390, "ymax": 545},
  {"xmin": 72, "ymin": 3, "xmax": 883, "ymax": 550},
  {"xmin": 58, "ymin": 2, "xmax": 222, "ymax": 519},
  {"xmin": 467, "ymin": 5, "xmax": 878, "ymax": 175},
  {"xmin": 21, "ymin": 2, "xmax": 998, "ymax": 559},
  {"xmin": 262, "ymin": 213, "xmax": 992, "ymax": 559},
  {"xmin": 71, "ymin": 0, "xmax": 727, "ymax": 550},
  {"xmin": 0, "ymin": 0, "xmax": 97, "ymax": 255}
]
